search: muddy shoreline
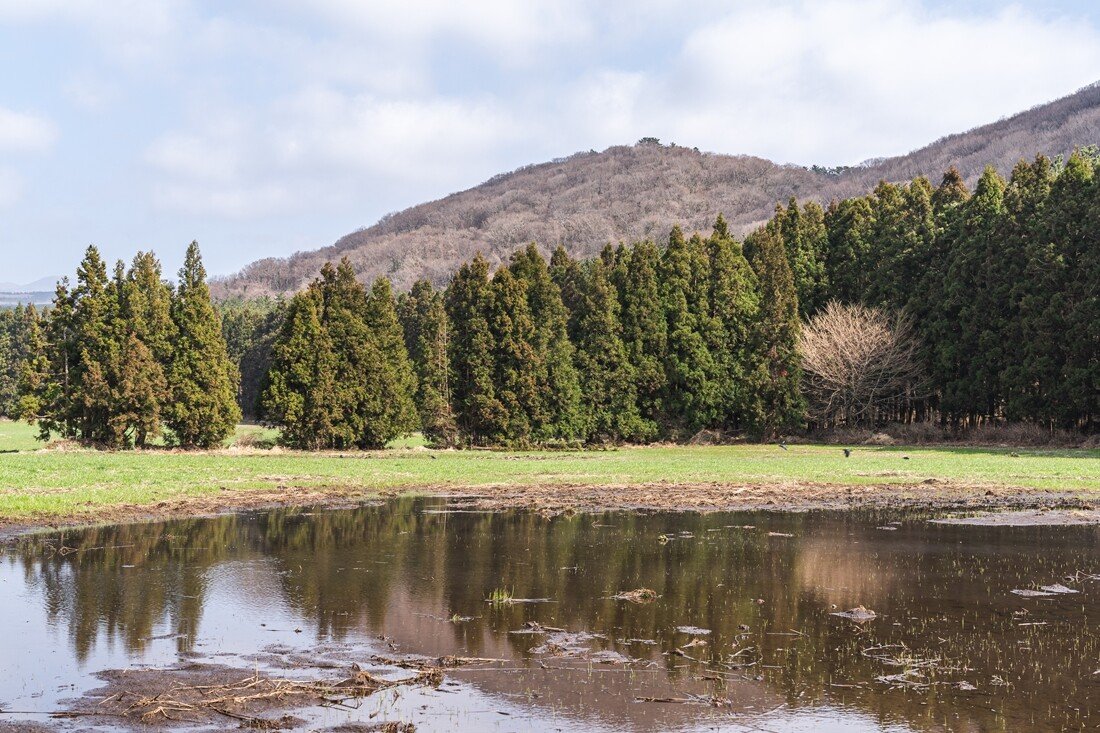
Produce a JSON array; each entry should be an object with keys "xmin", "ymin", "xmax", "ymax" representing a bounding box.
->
[{"xmin": 4, "ymin": 480, "xmax": 1098, "ymax": 540}]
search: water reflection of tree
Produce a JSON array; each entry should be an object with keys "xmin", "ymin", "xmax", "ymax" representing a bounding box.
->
[{"xmin": 16, "ymin": 503, "xmax": 1100, "ymax": 732}]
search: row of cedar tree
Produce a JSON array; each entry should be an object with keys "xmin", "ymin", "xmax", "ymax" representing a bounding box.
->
[
  {"xmin": 1, "ymin": 152, "xmax": 1097, "ymax": 447},
  {"xmin": 1, "ymin": 244, "xmax": 241, "ymax": 448}
]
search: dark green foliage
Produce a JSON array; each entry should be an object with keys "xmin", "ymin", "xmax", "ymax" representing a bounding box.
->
[
  {"xmin": 218, "ymin": 296, "xmax": 285, "ymax": 419},
  {"xmin": 999, "ymin": 156, "xmax": 1056, "ymax": 422},
  {"xmin": 771, "ymin": 199, "xmax": 829, "ymax": 317},
  {"xmin": 362, "ymin": 277, "xmax": 419, "ymax": 447},
  {"xmin": 1044, "ymin": 153, "xmax": 1098, "ymax": 427},
  {"xmin": 17, "ymin": 145, "xmax": 1098, "ymax": 450},
  {"xmin": 19, "ymin": 246, "xmax": 213, "ymax": 448},
  {"xmin": 660, "ymin": 226, "xmax": 722, "ymax": 432},
  {"xmin": 508, "ymin": 244, "xmax": 583, "ymax": 442},
  {"xmin": 488, "ymin": 268, "xmax": 539, "ymax": 444},
  {"xmin": 615, "ymin": 240, "xmax": 667, "ymax": 423},
  {"xmin": 935, "ymin": 167, "xmax": 1007, "ymax": 422},
  {"xmin": 0, "ymin": 305, "xmax": 42, "ymax": 417},
  {"xmin": 823, "ymin": 197, "xmax": 874, "ymax": 304},
  {"xmin": 746, "ymin": 227, "xmax": 804, "ymax": 437},
  {"xmin": 864, "ymin": 179, "xmax": 935, "ymax": 311},
  {"xmin": 398, "ymin": 280, "xmax": 457, "ymax": 446},
  {"xmin": 166, "ymin": 242, "xmax": 241, "ymax": 447},
  {"xmin": 262, "ymin": 286, "xmax": 340, "ymax": 449},
  {"xmin": 15, "ymin": 304, "xmax": 49, "ymax": 424},
  {"xmin": 706, "ymin": 217, "xmax": 764, "ymax": 431},
  {"xmin": 571, "ymin": 260, "xmax": 651, "ymax": 442},
  {"xmin": 792, "ymin": 153, "xmax": 1098, "ymax": 429},
  {"xmin": 263, "ymin": 260, "xmax": 419, "ymax": 449},
  {"xmin": 445, "ymin": 254, "xmax": 506, "ymax": 445}
]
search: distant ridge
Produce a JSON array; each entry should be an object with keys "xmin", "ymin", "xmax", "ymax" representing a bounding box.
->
[
  {"xmin": 215, "ymin": 83, "xmax": 1100, "ymax": 298},
  {"xmin": 0, "ymin": 276, "xmax": 59, "ymax": 293}
]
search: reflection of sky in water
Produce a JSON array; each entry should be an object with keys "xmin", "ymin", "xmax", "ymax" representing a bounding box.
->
[{"xmin": 2, "ymin": 501, "xmax": 1098, "ymax": 732}]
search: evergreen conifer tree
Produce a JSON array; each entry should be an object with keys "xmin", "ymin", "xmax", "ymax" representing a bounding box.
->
[
  {"xmin": 617, "ymin": 240, "xmax": 667, "ymax": 427},
  {"xmin": 773, "ymin": 200, "xmax": 829, "ymax": 316},
  {"xmin": 488, "ymin": 268, "xmax": 539, "ymax": 444},
  {"xmin": 936, "ymin": 167, "xmax": 1006, "ymax": 423},
  {"xmin": 508, "ymin": 244, "xmax": 583, "ymax": 442},
  {"xmin": 446, "ymin": 254, "xmax": 505, "ymax": 444},
  {"xmin": 399, "ymin": 280, "xmax": 457, "ymax": 446},
  {"xmin": 166, "ymin": 242, "xmax": 241, "ymax": 447},
  {"xmin": 1001, "ymin": 156, "xmax": 1056, "ymax": 421},
  {"xmin": 572, "ymin": 260, "xmax": 649, "ymax": 442},
  {"xmin": 660, "ymin": 226, "xmax": 721, "ymax": 431},
  {"xmin": 15, "ymin": 305, "xmax": 50, "ymax": 426},
  {"xmin": 362, "ymin": 276, "xmax": 419, "ymax": 447},
  {"xmin": 746, "ymin": 227, "xmax": 803, "ymax": 437},
  {"xmin": 823, "ymin": 196, "xmax": 873, "ymax": 304},
  {"xmin": 1045, "ymin": 152, "xmax": 1097, "ymax": 427},
  {"xmin": 262, "ymin": 286, "xmax": 340, "ymax": 449},
  {"xmin": 707, "ymin": 216, "xmax": 763, "ymax": 430}
]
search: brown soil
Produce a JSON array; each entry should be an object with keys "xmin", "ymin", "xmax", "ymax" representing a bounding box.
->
[
  {"xmin": 931, "ymin": 508, "xmax": 1100, "ymax": 526},
  {"xmin": 3, "ymin": 480, "xmax": 1098, "ymax": 540}
]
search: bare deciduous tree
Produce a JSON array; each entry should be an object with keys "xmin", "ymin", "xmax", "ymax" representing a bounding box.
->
[{"xmin": 799, "ymin": 301, "xmax": 928, "ymax": 428}]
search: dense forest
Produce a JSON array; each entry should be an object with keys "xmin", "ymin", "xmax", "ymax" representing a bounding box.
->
[{"xmin": 0, "ymin": 151, "xmax": 1097, "ymax": 448}]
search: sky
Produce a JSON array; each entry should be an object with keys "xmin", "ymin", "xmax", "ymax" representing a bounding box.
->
[{"xmin": 2, "ymin": 0, "xmax": 1100, "ymax": 285}]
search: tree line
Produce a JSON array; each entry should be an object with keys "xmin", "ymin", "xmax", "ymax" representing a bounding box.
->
[
  {"xmin": 256, "ymin": 153, "xmax": 1097, "ymax": 446},
  {"xmin": 2, "ymin": 243, "xmax": 240, "ymax": 447},
  {"xmin": 260, "ymin": 217, "xmax": 802, "ymax": 448},
  {"xmin": 0, "ymin": 150, "xmax": 1095, "ymax": 448}
]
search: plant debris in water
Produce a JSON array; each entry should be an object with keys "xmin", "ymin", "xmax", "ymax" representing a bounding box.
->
[
  {"xmin": 830, "ymin": 605, "xmax": 878, "ymax": 622},
  {"xmin": 675, "ymin": 625, "xmax": 712, "ymax": 635},
  {"xmin": 55, "ymin": 661, "xmax": 441, "ymax": 729},
  {"xmin": 610, "ymin": 588, "xmax": 659, "ymax": 603}
]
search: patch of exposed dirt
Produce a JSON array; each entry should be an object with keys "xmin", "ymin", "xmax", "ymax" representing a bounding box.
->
[
  {"xmin": 3, "ymin": 480, "xmax": 1098, "ymax": 540},
  {"xmin": 931, "ymin": 509, "xmax": 1100, "ymax": 526},
  {"xmin": 421, "ymin": 481, "xmax": 1098, "ymax": 518}
]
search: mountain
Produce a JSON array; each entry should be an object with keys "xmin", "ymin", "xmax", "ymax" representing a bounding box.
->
[
  {"xmin": 0, "ymin": 276, "xmax": 60, "ymax": 293},
  {"xmin": 215, "ymin": 83, "xmax": 1100, "ymax": 297}
]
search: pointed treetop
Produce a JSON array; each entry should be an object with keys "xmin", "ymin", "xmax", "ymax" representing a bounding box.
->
[
  {"xmin": 713, "ymin": 213, "xmax": 729, "ymax": 238},
  {"xmin": 179, "ymin": 241, "xmax": 208, "ymax": 290}
]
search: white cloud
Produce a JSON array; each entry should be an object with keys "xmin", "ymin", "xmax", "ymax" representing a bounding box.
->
[
  {"xmin": 0, "ymin": 108, "xmax": 57, "ymax": 152},
  {"xmin": 591, "ymin": 1, "xmax": 1100, "ymax": 165},
  {"xmin": 131, "ymin": 0, "xmax": 1100, "ymax": 221},
  {"xmin": 145, "ymin": 88, "xmax": 521, "ymax": 218}
]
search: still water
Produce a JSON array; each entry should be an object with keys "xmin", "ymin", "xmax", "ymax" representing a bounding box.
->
[{"xmin": 1, "ymin": 498, "xmax": 1098, "ymax": 731}]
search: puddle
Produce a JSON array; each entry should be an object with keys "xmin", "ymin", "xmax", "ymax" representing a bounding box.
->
[{"xmin": 2, "ymin": 498, "xmax": 1099, "ymax": 731}]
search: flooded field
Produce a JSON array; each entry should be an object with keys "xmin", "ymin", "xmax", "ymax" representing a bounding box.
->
[{"xmin": 2, "ymin": 498, "xmax": 1098, "ymax": 731}]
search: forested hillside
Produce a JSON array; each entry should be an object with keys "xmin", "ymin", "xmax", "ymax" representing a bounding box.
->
[{"xmin": 215, "ymin": 83, "xmax": 1100, "ymax": 297}]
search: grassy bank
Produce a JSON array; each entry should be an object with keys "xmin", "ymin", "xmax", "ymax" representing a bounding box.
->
[{"xmin": 1, "ymin": 420, "xmax": 1098, "ymax": 526}]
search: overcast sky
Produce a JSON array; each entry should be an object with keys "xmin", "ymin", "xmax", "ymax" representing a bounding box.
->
[{"xmin": 2, "ymin": 0, "xmax": 1100, "ymax": 284}]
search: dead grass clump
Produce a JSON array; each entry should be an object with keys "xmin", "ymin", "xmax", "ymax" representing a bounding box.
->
[
  {"xmin": 611, "ymin": 588, "xmax": 659, "ymax": 603},
  {"xmin": 62, "ymin": 664, "xmax": 441, "ymax": 728}
]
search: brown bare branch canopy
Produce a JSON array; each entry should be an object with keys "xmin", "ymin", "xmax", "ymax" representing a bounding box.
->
[{"xmin": 799, "ymin": 301, "xmax": 929, "ymax": 428}]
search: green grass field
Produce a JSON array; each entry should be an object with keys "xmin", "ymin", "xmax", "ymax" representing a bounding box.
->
[{"xmin": 0, "ymin": 419, "xmax": 1097, "ymax": 523}]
